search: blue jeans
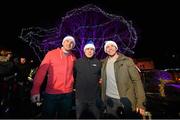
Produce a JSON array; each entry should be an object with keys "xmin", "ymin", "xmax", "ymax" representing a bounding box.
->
[
  {"xmin": 76, "ymin": 99, "xmax": 100, "ymax": 119},
  {"xmin": 105, "ymin": 96, "xmax": 133, "ymax": 118},
  {"xmin": 42, "ymin": 92, "xmax": 73, "ymax": 118}
]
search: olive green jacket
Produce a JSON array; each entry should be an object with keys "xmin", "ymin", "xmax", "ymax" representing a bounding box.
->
[{"xmin": 101, "ymin": 53, "xmax": 146, "ymax": 111}]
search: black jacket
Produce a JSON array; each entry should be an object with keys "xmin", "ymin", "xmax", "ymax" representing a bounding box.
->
[
  {"xmin": 0, "ymin": 56, "xmax": 16, "ymax": 83},
  {"xmin": 74, "ymin": 57, "xmax": 101, "ymax": 102}
]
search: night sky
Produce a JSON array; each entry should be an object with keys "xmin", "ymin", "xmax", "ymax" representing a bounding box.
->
[{"xmin": 1, "ymin": 0, "xmax": 179, "ymax": 69}]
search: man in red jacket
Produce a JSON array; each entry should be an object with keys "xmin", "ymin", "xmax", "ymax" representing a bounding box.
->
[{"xmin": 31, "ymin": 35, "xmax": 76, "ymax": 118}]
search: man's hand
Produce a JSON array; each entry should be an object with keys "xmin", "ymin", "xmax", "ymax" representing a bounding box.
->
[
  {"xmin": 31, "ymin": 94, "xmax": 40, "ymax": 103},
  {"xmin": 99, "ymin": 78, "xmax": 103, "ymax": 84},
  {"xmin": 136, "ymin": 107, "xmax": 145, "ymax": 116}
]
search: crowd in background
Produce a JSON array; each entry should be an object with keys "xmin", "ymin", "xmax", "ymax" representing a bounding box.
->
[{"xmin": 0, "ymin": 48, "xmax": 39, "ymax": 118}]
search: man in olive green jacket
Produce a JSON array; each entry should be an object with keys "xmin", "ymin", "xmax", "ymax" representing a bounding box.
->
[{"xmin": 101, "ymin": 40, "xmax": 146, "ymax": 118}]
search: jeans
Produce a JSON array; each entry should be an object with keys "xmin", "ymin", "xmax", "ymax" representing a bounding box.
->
[
  {"xmin": 42, "ymin": 92, "xmax": 73, "ymax": 118},
  {"xmin": 105, "ymin": 96, "xmax": 133, "ymax": 118},
  {"xmin": 76, "ymin": 99, "xmax": 100, "ymax": 119}
]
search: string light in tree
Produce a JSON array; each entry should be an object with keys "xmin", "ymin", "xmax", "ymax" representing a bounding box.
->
[{"xmin": 19, "ymin": 4, "xmax": 138, "ymax": 61}]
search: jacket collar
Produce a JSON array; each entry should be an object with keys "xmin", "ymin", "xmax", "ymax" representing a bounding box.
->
[{"xmin": 83, "ymin": 55, "xmax": 94, "ymax": 60}]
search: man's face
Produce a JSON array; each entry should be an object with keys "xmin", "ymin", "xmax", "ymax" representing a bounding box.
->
[
  {"xmin": 62, "ymin": 39, "xmax": 74, "ymax": 51},
  {"xmin": 6, "ymin": 53, "xmax": 13, "ymax": 60},
  {"xmin": 105, "ymin": 44, "xmax": 117, "ymax": 56},
  {"xmin": 84, "ymin": 48, "xmax": 95, "ymax": 58},
  {"xmin": 20, "ymin": 58, "xmax": 26, "ymax": 64}
]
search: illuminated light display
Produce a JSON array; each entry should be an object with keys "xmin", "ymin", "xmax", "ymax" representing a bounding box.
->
[{"xmin": 19, "ymin": 4, "xmax": 137, "ymax": 61}]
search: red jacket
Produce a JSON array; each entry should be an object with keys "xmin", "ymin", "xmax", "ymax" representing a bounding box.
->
[{"xmin": 31, "ymin": 48, "xmax": 76, "ymax": 95}]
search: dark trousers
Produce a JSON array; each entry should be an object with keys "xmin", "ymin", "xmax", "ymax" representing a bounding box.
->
[
  {"xmin": 105, "ymin": 96, "xmax": 133, "ymax": 118},
  {"xmin": 42, "ymin": 92, "xmax": 73, "ymax": 119},
  {"xmin": 76, "ymin": 99, "xmax": 100, "ymax": 119}
]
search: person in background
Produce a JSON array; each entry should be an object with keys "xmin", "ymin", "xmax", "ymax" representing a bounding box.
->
[
  {"xmin": 74, "ymin": 40, "xmax": 102, "ymax": 119},
  {"xmin": 0, "ymin": 48, "xmax": 15, "ymax": 81},
  {"xmin": 16, "ymin": 56, "xmax": 31, "ymax": 86},
  {"xmin": 101, "ymin": 40, "xmax": 146, "ymax": 118},
  {"xmin": 0, "ymin": 48, "xmax": 16, "ymax": 114},
  {"xmin": 31, "ymin": 35, "xmax": 76, "ymax": 118},
  {"xmin": 13, "ymin": 56, "xmax": 32, "ymax": 117},
  {"xmin": 0, "ymin": 49, "xmax": 13, "ymax": 63}
]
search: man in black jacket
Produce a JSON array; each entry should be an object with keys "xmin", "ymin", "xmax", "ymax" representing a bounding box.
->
[{"xmin": 74, "ymin": 40, "xmax": 101, "ymax": 119}]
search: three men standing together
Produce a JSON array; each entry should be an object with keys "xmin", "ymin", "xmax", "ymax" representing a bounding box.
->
[{"xmin": 31, "ymin": 36, "xmax": 146, "ymax": 119}]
